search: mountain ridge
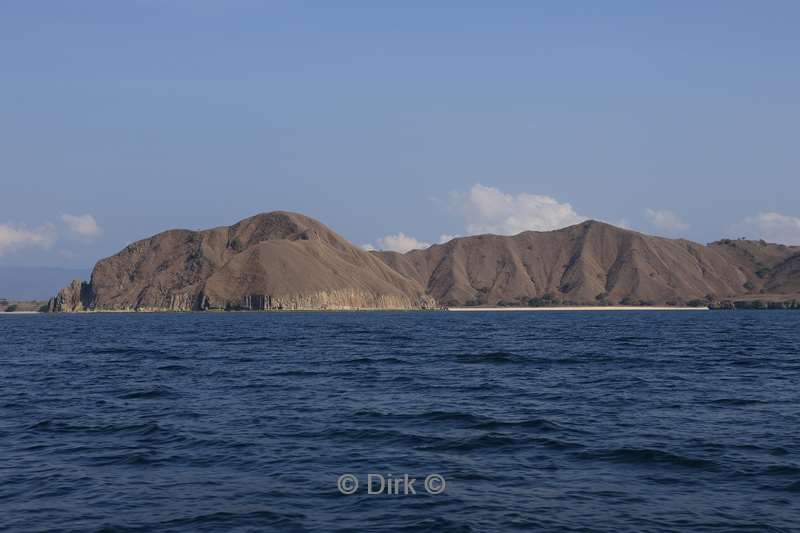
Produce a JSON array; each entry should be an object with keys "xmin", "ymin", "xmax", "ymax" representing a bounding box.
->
[{"xmin": 48, "ymin": 212, "xmax": 800, "ymax": 311}]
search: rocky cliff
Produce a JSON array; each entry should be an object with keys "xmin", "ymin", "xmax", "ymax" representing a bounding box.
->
[
  {"xmin": 49, "ymin": 212, "xmax": 435, "ymax": 312},
  {"xmin": 49, "ymin": 213, "xmax": 800, "ymax": 312},
  {"xmin": 48, "ymin": 279, "xmax": 92, "ymax": 312}
]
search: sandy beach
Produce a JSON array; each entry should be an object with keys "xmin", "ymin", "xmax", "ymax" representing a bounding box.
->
[{"xmin": 448, "ymin": 306, "xmax": 709, "ymax": 312}]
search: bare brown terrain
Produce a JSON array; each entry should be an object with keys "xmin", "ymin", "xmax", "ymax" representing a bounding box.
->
[
  {"xmin": 376, "ymin": 220, "xmax": 800, "ymax": 308},
  {"xmin": 49, "ymin": 212, "xmax": 434, "ymax": 312},
  {"xmin": 49, "ymin": 213, "xmax": 800, "ymax": 312}
]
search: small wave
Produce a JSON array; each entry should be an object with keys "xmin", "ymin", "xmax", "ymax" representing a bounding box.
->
[
  {"xmin": 352, "ymin": 409, "xmax": 487, "ymax": 425},
  {"xmin": 291, "ymin": 427, "xmax": 446, "ymax": 448},
  {"xmin": 730, "ymin": 359, "xmax": 763, "ymax": 367},
  {"xmin": 272, "ymin": 369, "xmax": 322, "ymax": 377},
  {"xmin": 783, "ymin": 481, "xmax": 800, "ymax": 492},
  {"xmin": 27, "ymin": 419, "xmax": 57, "ymax": 431},
  {"xmin": 576, "ymin": 447, "xmax": 717, "ymax": 469},
  {"xmin": 472, "ymin": 418, "xmax": 564, "ymax": 432},
  {"xmin": 455, "ymin": 351, "xmax": 527, "ymax": 364},
  {"xmin": 761, "ymin": 464, "xmax": 800, "ymax": 476},
  {"xmin": 87, "ymin": 450, "xmax": 168, "ymax": 467},
  {"xmin": 425, "ymin": 433, "xmax": 521, "ymax": 452},
  {"xmin": 156, "ymin": 364, "xmax": 190, "ymax": 371},
  {"xmin": 709, "ymin": 398, "xmax": 766, "ymax": 406},
  {"xmin": 27, "ymin": 420, "xmax": 167, "ymax": 436},
  {"xmin": 119, "ymin": 387, "xmax": 179, "ymax": 400},
  {"xmin": 81, "ymin": 346, "xmax": 166, "ymax": 357},
  {"xmin": 340, "ymin": 357, "xmax": 375, "ymax": 365},
  {"xmin": 152, "ymin": 509, "xmax": 306, "ymax": 530}
]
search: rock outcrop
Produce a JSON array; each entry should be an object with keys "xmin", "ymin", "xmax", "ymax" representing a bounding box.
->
[{"xmin": 48, "ymin": 279, "xmax": 92, "ymax": 312}]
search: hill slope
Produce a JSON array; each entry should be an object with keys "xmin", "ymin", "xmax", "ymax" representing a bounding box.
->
[
  {"xmin": 49, "ymin": 214, "xmax": 800, "ymax": 311},
  {"xmin": 374, "ymin": 220, "xmax": 800, "ymax": 306},
  {"xmin": 49, "ymin": 212, "xmax": 434, "ymax": 311}
]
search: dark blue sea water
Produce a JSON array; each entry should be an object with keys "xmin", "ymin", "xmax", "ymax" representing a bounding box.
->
[{"xmin": 1, "ymin": 311, "xmax": 798, "ymax": 532}]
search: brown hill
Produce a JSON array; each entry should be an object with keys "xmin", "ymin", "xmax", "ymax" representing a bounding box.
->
[
  {"xmin": 49, "ymin": 214, "xmax": 800, "ymax": 312},
  {"xmin": 49, "ymin": 212, "xmax": 434, "ymax": 311},
  {"xmin": 374, "ymin": 220, "xmax": 800, "ymax": 307}
]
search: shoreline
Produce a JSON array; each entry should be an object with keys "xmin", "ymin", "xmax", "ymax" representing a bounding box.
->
[
  {"xmin": 448, "ymin": 306, "xmax": 709, "ymax": 312},
  {"xmin": 6, "ymin": 306, "xmax": 713, "ymax": 314}
]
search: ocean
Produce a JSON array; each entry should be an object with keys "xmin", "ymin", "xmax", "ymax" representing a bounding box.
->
[{"xmin": 1, "ymin": 311, "xmax": 798, "ymax": 532}]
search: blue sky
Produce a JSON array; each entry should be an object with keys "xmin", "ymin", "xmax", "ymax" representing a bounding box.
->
[{"xmin": 2, "ymin": 1, "xmax": 799, "ymax": 268}]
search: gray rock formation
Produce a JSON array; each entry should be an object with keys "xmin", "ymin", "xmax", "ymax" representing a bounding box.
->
[{"xmin": 48, "ymin": 279, "xmax": 92, "ymax": 312}]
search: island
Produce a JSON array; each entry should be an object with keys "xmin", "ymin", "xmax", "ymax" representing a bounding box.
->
[{"xmin": 47, "ymin": 211, "xmax": 800, "ymax": 312}]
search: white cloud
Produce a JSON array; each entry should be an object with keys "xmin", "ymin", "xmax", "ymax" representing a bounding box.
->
[
  {"xmin": 61, "ymin": 213, "xmax": 101, "ymax": 238},
  {"xmin": 734, "ymin": 212, "xmax": 800, "ymax": 245},
  {"xmin": 376, "ymin": 232, "xmax": 430, "ymax": 253},
  {"xmin": 361, "ymin": 243, "xmax": 376, "ymax": 251},
  {"xmin": 452, "ymin": 184, "xmax": 586, "ymax": 235},
  {"xmin": 438, "ymin": 234, "xmax": 459, "ymax": 244},
  {"xmin": 0, "ymin": 223, "xmax": 57, "ymax": 256},
  {"xmin": 645, "ymin": 208, "xmax": 690, "ymax": 233}
]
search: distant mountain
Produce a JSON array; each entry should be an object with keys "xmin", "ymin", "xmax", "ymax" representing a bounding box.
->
[
  {"xmin": 375, "ymin": 220, "xmax": 800, "ymax": 307},
  {"xmin": 0, "ymin": 266, "xmax": 90, "ymax": 300},
  {"xmin": 48, "ymin": 212, "xmax": 800, "ymax": 312}
]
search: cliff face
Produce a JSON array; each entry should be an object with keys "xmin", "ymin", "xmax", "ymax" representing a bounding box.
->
[
  {"xmin": 49, "ymin": 212, "xmax": 434, "ymax": 312},
  {"xmin": 48, "ymin": 279, "xmax": 92, "ymax": 312},
  {"xmin": 49, "ymin": 214, "xmax": 800, "ymax": 312},
  {"xmin": 375, "ymin": 221, "xmax": 800, "ymax": 307}
]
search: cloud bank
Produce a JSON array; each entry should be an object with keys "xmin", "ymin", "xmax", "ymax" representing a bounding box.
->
[
  {"xmin": 734, "ymin": 212, "xmax": 800, "ymax": 245},
  {"xmin": 0, "ymin": 223, "xmax": 57, "ymax": 257},
  {"xmin": 376, "ymin": 232, "xmax": 430, "ymax": 253},
  {"xmin": 368, "ymin": 184, "xmax": 586, "ymax": 252},
  {"xmin": 62, "ymin": 213, "xmax": 101, "ymax": 238},
  {"xmin": 453, "ymin": 184, "xmax": 586, "ymax": 235},
  {"xmin": 645, "ymin": 208, "xmax": 690, "ymax": 233}
]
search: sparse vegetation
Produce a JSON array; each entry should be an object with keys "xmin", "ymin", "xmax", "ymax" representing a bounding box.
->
[
  {"xmin": 527, "ymin": 293, "xmax": 561, "ymax": 307},
  {"xmin": 229, "ymin": 237, "xmax": 244, "ymax": 252}
]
